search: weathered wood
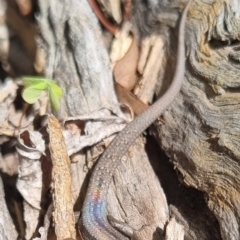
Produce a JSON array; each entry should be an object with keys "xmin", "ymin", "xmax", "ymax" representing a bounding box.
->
[{"xmin": 155, "ymin": 1, "xmax": 240, "ymax": 240}]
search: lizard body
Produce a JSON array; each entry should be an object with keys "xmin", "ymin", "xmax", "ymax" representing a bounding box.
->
[{"xmin": 79, "ymin": 0, "xmax": 192, "ymax": 239}]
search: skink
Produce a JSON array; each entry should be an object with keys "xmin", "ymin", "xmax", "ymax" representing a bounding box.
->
[{"xmin": 79, "ymin": 0, "xmax": 193, "ymax": 239}]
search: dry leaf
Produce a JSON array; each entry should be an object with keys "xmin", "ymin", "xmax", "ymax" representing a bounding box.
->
[
  {"xmin": 115, "ymin": 82, "xmax": 148, "ymax": 116},
  {"xmin": 16, "ymin": 130, "xmax": 46, "ymax": 239},
  {"xmin": 16, "ymin": 130, "xmax": 45, "ymax": 209},
  {"xmin": 113, "ymin": 33, "xmax": 139, "ymax": 90}
]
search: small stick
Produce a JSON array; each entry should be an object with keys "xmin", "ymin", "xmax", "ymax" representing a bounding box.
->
[
  {"xmin": 88, "ymin": 0, "xmax": 119, "ymax": 35},
  {"xmin": 47, "ymin": 115, "xmax": 76, "ymax": 240}
]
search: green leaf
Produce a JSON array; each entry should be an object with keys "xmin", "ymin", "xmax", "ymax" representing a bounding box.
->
[
  {"xmin": 22, "ymin": 77, "xmax": 49, "ymax": 88},
  {"xmin": 48, "ymin": 82, "xmax": 63, "ymax": 112},
  {"xmin": 21, "ymin": 76, "xmax": 63, "ymax": 112},
  {"xmin": 22, "ymin": 85, "xmax": 45, "ymax": 104}
]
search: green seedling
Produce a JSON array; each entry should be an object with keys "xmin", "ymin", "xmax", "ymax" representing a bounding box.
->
[{"xmin": 22, "ymin": 76, "xmax": 63, "ymax": 112}]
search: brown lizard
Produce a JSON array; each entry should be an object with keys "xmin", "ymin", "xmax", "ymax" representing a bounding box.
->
[{"xmin": 79, "ymin": 0, "xmax": 193, "ymax": 239}]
